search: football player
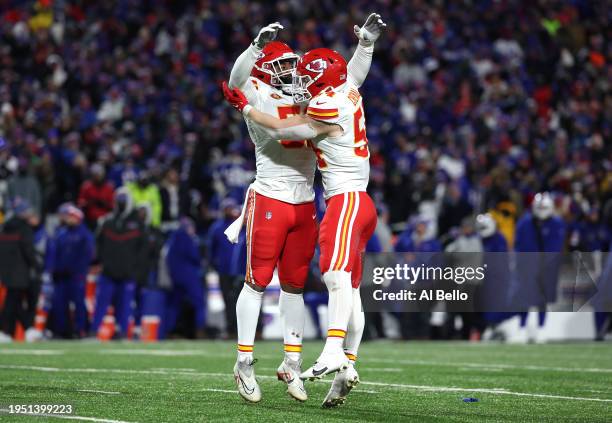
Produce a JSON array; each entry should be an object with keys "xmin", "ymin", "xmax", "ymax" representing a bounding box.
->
[
  {"xmin": 225, "ymin": 15, "xmax": 385, "ymax": 404},
  {"xmin": 224, "ymin": 22, "xmax": 385, "ymax": 407}
]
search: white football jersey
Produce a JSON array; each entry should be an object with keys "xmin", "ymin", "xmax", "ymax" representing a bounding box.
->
[
  {"xmin": 306, "ymin": 82, "xmax": 370, "ymax": 199},
  {"xmin": 241, "ymin": 77, "xmax": 316, "ymax": 204}
]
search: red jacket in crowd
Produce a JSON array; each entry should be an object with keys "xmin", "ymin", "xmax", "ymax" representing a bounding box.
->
[{"xmin": 77, "ymin": 180, "xmax": 115, "ymax": 224}]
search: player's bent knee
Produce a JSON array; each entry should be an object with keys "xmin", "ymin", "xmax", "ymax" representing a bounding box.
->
[
  {"xmin": 280, "ymin": 283, "xmax": 303, "ymax": 294},
  {"xmin": 245, "ymin": 280, "xmax": 265, "ymax": 292},
  {"xmin": 249, "ymin": 268, "xmax": 274, "ymax": 291},
  {"xmin": 322, "ymin": 270, "xmax": 351, "ymax": 291}
]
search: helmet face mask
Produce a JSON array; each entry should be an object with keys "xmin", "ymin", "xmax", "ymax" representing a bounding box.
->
[
  {"xmin": 292, "ymin": 72, "xmax": 315, "ymax": 104},
  {"xmin": 266, "ymin": 57, "xmax": 297, "ymax": 91},
  {"xmin": 251, "ymin": 42, "xmax": 298, "ymax": 94}
]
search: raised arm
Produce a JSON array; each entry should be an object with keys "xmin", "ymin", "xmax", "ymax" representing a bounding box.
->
[
  {"xmin": 228, "ymin": 45, "xmax": 261, "ymax": 90},
  {"xmin": 228, "ymin": 22, "xmax": 284, "ymax": 89},
  {"xmin": 347, "ymin": 13, "xmax": 386, "ymax": 87}
]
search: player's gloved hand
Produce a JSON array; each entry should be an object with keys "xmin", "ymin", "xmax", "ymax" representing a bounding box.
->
[
  {"xmin": 222, "ymin": 81, "xmax": 250, "ymax": 114},
  {"xmin": 353, "ymin": 13, "xmax": 386, "ymax": 45},
  {"xmin": 253, "ymin": 22, "xmax": 284, "ymax": 49}
]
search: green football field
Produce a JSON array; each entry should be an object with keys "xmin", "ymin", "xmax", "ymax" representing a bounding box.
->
[{"xmin": 0, "ymin": 340, "xmax": 611, "ymax": 422}]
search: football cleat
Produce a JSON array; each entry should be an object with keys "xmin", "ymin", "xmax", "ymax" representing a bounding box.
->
[
  {"xmin": 300, "ymin": 350, "xmax": 349, "ymax": 381},
  {"xmin": 233, "ymin": 358, "xmax": 262, "ymax": 403},
  {"xmin": 322, "ymin": 363, "xmax": 360, "ymax": 408},
  {"xmin": 276, "ymin": 358, "xmax": 308, "ymax": 402}
]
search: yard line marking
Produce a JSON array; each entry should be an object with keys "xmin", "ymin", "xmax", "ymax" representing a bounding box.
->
[
  {"xmin": 363, "ymin": 357, "xmax": 612, "ymax": 374},
  {"xmin": 202, "ymin": 388, "xmax": 237, "ymax": 394},
  {"xmin": 0, "ymin": 349, "xmax": 64, "ymax": 355},
  {"xmin": 3, "ymin": 365, "xmax": 611, "ymax": 403},
  {"xmin": 0, "ymin": 365, "xmax": 225, "ymax": 377},
  {"xmin": 360, "ymin": 381, "xmax": 612, "ymax": 403},
  {"xmin": 77, "ymin": 389, "xmax": 121, "ymax": 395},
  {"xmin": 458, "ymin": 367, "xmax": 504, "ymax": 372},
  {"xmin": 0, "ymin": 409, "xmax": 136, "ymax": 423},
  {"xmin": 151, "ymin": 368, "xmax": 196, "ymax": 372},
  {"xmin": 102, "ymin": 349, "xmax": 212, "ymax": 357},
  {"xmin": 352, "ymin": 390, "xmax": 379, "ymax": 394},
  {"xmin": 360, "ymin": 367, "xmax": 402, "ymax": 372}
]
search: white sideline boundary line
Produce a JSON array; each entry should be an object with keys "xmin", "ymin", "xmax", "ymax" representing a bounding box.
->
[
  {"xmin": 91, "ymin": 349, "xmax": 612, "ymax": 373},
  {"xmin": 103, "ymin": 349, "xmax": 211, "ymax": 357},
  {"xmin": 150, "ymin": 368, "xmax": 196, "ymax": 372},
  {"xmin": 77, "ymin": 389, "xmax": 121, "ymax": 395},
  {"xmin": 0, "ymin": 409, "xmax": 136, "ymax": 423},
  {"xmin": 1, "ymin": 365, "xmax": 611, "ymax": 403},
  {"xmin": 0, "ymin": 349, "xmax": 64, "ymax": 355},
  {"xmin": 202, "ymin": 388, "xmax": 237, "ymax": 394}
]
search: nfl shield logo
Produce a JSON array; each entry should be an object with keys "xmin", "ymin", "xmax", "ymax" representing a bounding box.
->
[{"xmin": 265, "ymin": 211, "xmax": 272, "ymax": 220}]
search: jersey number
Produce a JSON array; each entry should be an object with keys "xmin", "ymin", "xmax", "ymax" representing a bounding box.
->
[
  {"xmin": 353, "ymin": 104, "xmax": 369, "ymax": 158},
  {"xmin": 277, "ymin": 106, "xmax": 307, "ymax": 149},
  {"xmin": 305, "ymin": 103, "xmax": 368, "ymax": 169}
]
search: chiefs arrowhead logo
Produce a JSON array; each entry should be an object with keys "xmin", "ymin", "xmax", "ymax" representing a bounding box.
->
[{"xmin": 305, "ymin": 59, "xmax": 328, "ymax": 73}]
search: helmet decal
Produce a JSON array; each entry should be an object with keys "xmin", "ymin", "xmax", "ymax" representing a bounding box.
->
[{"xmin": 305, "ymin": 58, "xmax": 328, "ymax": 73}]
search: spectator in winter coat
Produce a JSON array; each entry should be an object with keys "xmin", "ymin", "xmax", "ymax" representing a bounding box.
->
[
  {"xmin": 126, "ymin": 171, "xmax": 162, "ymax": 228},
  {"xmin": 48, "ymin": 204, "xmax": 94, "ymax": 338},
  {"xmin": 77, "ymin": 163, "xmax": 114, "ymax": 229},
  {"xmin": 7, "ymin": 158, "xmax": 42, "ymax": 219},
  {"xmin": 92, "ymin": 188, "xmax": 145, "ymax": 338},
  {"xmin": 206, "ymin": 198, "xmax": 244, "ymax": 337},
  {"xmin": 166, "ymin": 217, "xmax": 206, "ymax": 338},
  {"xmin": 0, "ymin": 198, "xmax": 40, "ymax": 342},
  {"xmin": 511, "ymin": 193, "xmax": 566, "ymax": 343}
]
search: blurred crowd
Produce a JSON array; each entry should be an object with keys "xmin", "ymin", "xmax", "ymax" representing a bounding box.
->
[{"xmin": 0, "ymin": 0, "xmax": 610, "ymax": 341}]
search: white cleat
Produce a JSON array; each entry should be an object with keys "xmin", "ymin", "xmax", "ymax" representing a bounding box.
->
[
  {"xmin": 276, "ymin": 358, "xmax": 308, "ymax": 402},
  {"xmin": 300, "ymin": 350, "xmax": 349, "ymax": 381},
  {"xmin": 322, "ymin": 363, "xmax": 360, "ymax": 408},
  {"xmin": 0, "ymin": 331, "xmax": 12, "ymax": 343},
  {"xmin": 233, "ymin": 358, "xmax": 262, "ymax": 403}
]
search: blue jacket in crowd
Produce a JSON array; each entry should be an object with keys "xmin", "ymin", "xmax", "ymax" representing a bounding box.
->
[
  {"xmin": 206, "ymin": 218, "xmax": 245, "ymax": 277},
  {"xmin": 394, "ymin": 233, "xmax": 442, "ymax": 253},
  {"xmin": 512, "ymin": 213, "xmax": 566, "ymax": 308},
  {"xmin": 47, "ymin": 224, "xmax": 95, "ymax": 279},
  {"xmin": 166, "ymin": 227, "xmax": 202, "ymax": 283},
  {"xmin": 482, "ymin": 232, "xmax": 508, "ymax": 253},
  {"xmin": 514, "ymin": 213, "xmax": 566, "ymax": 253}
]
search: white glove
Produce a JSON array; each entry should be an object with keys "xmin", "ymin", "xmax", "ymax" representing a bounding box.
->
[
  {"xmin": 354, "ymin": 13, "xmax": 386, "ymax": 45},
  {"xmin": 253, "ymin": 22, "xmax": 284, "ymax": 49}
]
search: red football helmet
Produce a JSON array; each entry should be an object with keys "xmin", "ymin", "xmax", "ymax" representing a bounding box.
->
[
  {"xmin": 250, "ymin": 41, "xmax": 299, "ymax": 93},
  {"xmin": 292, "ymin": 48, "xmax": 347, "ymax": 103}
]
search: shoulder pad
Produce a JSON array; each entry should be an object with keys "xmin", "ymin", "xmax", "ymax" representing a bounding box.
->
[{"xmin": 307, "ymin": 91, "xmax": 340, "ymax": 122}]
